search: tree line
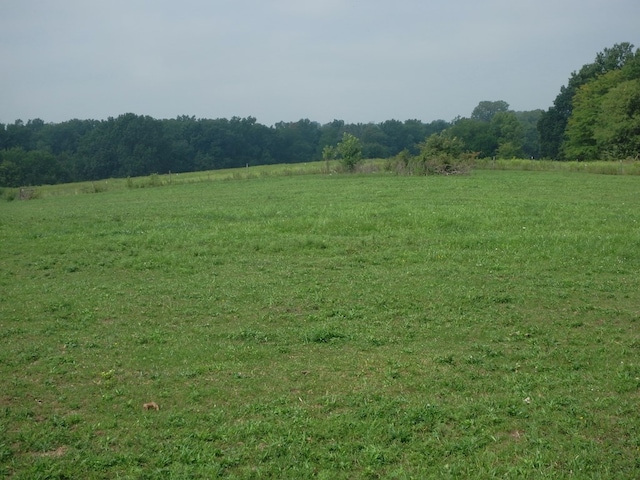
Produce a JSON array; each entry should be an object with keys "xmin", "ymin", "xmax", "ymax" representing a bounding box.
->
[
  {"xmin": 0, "ymin": 110, "xmax": 543, "ymax": 187},
  {"xmin": 447, "ymin": 42, "xmax": 640, "ymax": 162},
  {"xmin": 1, "ymin": 42, "xmax": 638, "ymax": 187},
  {"xmin": 0, "ymin": 116, "xmax": 454, "ymax": 187}
]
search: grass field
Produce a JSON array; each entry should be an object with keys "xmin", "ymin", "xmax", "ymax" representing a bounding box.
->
[{"xmin": 1, "ymin": 169, "xmax": 640, "ymax": 478}]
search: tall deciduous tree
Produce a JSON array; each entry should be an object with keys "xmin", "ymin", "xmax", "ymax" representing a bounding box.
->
[
  {"xmin": 471, "ymin": 100, "xmax": 510, "ymax": 122},
  {"xmin": 595, "ymin": 79, "xmax": 640, "ymax": 158},
  {"xmin": 491, "ymin": 111, "xmax": 524, "ymax": 158},
  {"xmin": 514, "ymin": 110, "xmax": 543, "ymax": 158},
  {"xmin": 538, "ymin": 42, "xmax": 636, "ymax": 159},
  {"xmin": 448, "ymin": 118, "xmax": 496, "ymax": 158},
  {"xmin": 563, "ymin": 70, "xmax": 624, "ymax": 160},
  {"xmin": 563, "ymin": 49, "xmax": 640, "ymax": 160}
]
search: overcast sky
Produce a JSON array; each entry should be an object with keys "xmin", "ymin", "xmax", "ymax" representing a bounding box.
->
[{"xmin": 1, "ymin": 0, "xmax": 638, "ymax": 126}]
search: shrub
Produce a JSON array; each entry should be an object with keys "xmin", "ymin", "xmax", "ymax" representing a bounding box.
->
[
  {"xmin": 389, "ymin": 133, "xmax": 475, "ymax": 175},
  {"xmin": 0, "ymin": 187, "xmax": 17, "ymax": 201}
]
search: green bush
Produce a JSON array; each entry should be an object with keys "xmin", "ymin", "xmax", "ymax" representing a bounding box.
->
[
  {"xmin": 389, "ymin": 133, "xmax": 475, "ymax": 175},
  {"xmin": 0, "ymin": 187, "xmax": 17, "ymax": 201},
  {"xmin": 336, "ymin": 133, "xmax": 363, "ymax": 172}
]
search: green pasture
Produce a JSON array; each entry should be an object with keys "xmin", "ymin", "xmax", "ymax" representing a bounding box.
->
[{"xmin": 1, "ymin": 169, "xmax": 640, "ymax": 478}]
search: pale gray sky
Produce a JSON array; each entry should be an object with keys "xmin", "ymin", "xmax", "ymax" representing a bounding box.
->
[{"xmin": 1, "ymin": 0, "xmax": 638, "ymax": 126}]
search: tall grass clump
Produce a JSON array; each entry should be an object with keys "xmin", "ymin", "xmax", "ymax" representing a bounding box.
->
[
  {"xmin": 476, "ymin": 157, "xmax": 640, "ymax": 175},
  {"xmin": 0, "ymin": 187, "xmax": 17, "ymax": 201}
]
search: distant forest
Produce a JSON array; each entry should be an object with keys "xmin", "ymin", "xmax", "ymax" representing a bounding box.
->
[{"xmin": 1, "ymin": 42, "xmax": 638, "ymax": 187}]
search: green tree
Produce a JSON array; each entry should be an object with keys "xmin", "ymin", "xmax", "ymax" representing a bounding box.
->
[
  {"xmin": 0, "ymin": 149, "xmax": 21, "ymax": 186},
  {"xmin": 448, "ymin": 118, "xmax": 496, "ymax": 158},
  {"xmin": 471, "ymin": 100, "xmax": 510, "ymax": 122},
  {"xmin": 514, "ymin": 110, "xmax": 543, "ymax": 158},
  {"xmin": 358, "ymin": 123, "xmax": 389, "ymax": 158},
  {"xmin": 336, "ymin": 133, "xmax": 363, "ymax": 172},
  {"xmin": 379, "ymin": 119, "xmax": 410, "ymax": 155},
  {"xmin": 491, "ymin": 112, "xmax": 524, "ymax": 158},
  {"xmin": 594, "ymin": 79, "xmax": 640, "ymax": 158},
  {"xmin": 274, "ymin": 119, "xmax": 321, "ymax": 163},
  {"xmin": 563, "ymin": 49, "xmax": 640, "ymax": 160},
  {"xmin": 0, "ymin": 147, "xmax": 67, "ymax": 187},
  {"xmin": 563, "ymin": 70, "xmax": 623, "ymax": 159},
  {"xmin": 4, "ymin": 120, "xmax": 30, "ymax": 150},
  {"xmin": 318, "ymin": 119, "xmax": 345, "ymax": 154},
  {"xmin": 538, "ymin": 42, "xmax": 636, "ymax": 159}
]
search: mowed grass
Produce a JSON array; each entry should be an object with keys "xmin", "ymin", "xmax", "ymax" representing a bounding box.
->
[{"xmin": 1, "ymin": 170, "xmax": 640, "ymax": 478}]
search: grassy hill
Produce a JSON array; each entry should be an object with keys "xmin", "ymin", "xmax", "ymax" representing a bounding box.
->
[{"xmin": 1, "ymin": 168, "xmax": 639, "ymax": 477}]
